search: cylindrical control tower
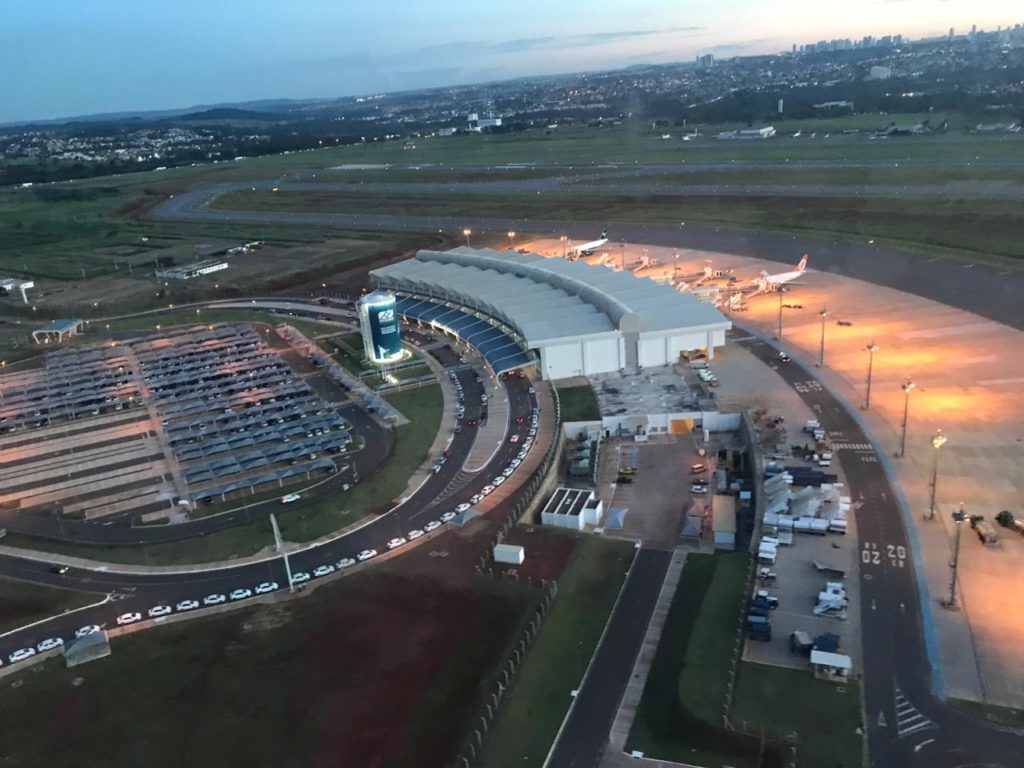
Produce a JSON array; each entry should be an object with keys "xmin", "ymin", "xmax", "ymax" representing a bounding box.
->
[{"xmin": 358, "ymin": 290, "xmax": 404, "ymax": 365}]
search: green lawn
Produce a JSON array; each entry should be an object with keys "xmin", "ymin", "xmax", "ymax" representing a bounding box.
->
[
  {"xmin": 95, "ymin": 308, "xmax": 343, "ymax": 339},
  {"xmin": 480, "ymin": 534, "xmax": 636, "ymax": 768},
  {"xmin": 0, "ymin": 567, "xmax": 535, "ymax": 768},
  {"xmin": 556, "ymin": 383, "xmax": 601, "ymax": 422},
  {"xmin": 1, "ymin": 385, "xmax": 443, "ymax": 565},
  {"xmin": 732, "ymin": 663, "xmax": 863, "ymax": 768},
  {"xmin": 213, "ymin": 187, "xmax": 1024, "ymax": 264},
  {"xmin": 627, "ymin": 552, "xmax": 762, "ymax": 768},
  {"xmin": 0, "ymin": 577, "xmax": 103, "ymax": 634}
]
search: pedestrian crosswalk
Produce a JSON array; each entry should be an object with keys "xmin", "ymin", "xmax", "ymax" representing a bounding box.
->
[
  {"xmin": 831, "ymin": 442, "xmax": 875, "ymax": 452},
  {"xmin": 894, "ymin": 685, "xmax": 937, "ymax": 737}
]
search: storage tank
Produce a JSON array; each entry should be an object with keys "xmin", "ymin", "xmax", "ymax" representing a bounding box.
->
[{"xmin": 358, "ymin": 290, "xmax": 403, "ymax": 364}]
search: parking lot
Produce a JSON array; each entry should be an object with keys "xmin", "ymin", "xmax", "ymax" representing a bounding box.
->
[{"xmin": 0, "ymin": 323, "xmax": 357, "ymax": 521}]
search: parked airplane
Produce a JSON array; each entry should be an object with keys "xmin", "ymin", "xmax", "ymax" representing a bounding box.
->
[
  {"xmin": 751, "ymin": 255, "xmax": 808, "ymax": 293},
  {"xmin": 567, "ymin": 231, "xmax": 608, "ymax": 258}
]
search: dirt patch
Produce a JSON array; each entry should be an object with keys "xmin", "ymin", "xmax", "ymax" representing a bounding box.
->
[{"xmin": 498, "ymin": 525, "xmax": 580, "ymax": 582}]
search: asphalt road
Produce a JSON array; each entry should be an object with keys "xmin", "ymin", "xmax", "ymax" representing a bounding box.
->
[
  {"xmin": 152, "ymin": 183, "xmax": 1024, "ymax": 331},
  {"xmin": 731, "ymin": 329, "xmax": 1019, "ymax": 768},
  {"xmin": 0, "ymin": 337, "xmax": 539, "ymax": 666},
  {"xmin": 546, "ymin": 548, "xmax": 672, "ymax": 768}
]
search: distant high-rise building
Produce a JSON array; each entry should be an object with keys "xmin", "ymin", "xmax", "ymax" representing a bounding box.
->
[
  {"xmin": 971, "ymin": 24, "xmax": 977, "ymax": 36},
  {"xmin": 949, "ymin": 27, "xmax": 955, "ymax": 38},
  {"xmin": 696, "ymin": 53, "xmax": 715, "ymax": 68},
  {"xmin": 792, "ymin": 43, "xmax": 797, "ymax": 53}
]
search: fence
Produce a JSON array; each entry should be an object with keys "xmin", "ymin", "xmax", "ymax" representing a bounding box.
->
[{"xmin": 448, "ymin": 382, "xmax": 563, "ymax": 768}]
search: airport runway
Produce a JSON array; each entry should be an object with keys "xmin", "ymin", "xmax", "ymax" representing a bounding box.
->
[{"xmin": 151, "ymin": 184, "xmax": 1024, "ymax": 331}]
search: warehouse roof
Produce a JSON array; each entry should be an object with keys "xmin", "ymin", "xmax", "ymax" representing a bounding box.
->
[{"xmin": 372, "ymin": 247, "xmax": 728, "ymax": 345}]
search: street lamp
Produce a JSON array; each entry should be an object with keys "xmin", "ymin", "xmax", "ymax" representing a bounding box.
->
[
  {"xmin": 560, "ymin": 235, "xmax": 568, "ymax": 258},
  {"xmin": 927, "ymin": 430, "xmax": 947, "ymax": 520},
  {"xmin": 462, "ymin": 228, "xmax": 472, "ymax": 247},
  {"xmin": 817, "ymin": 307, "xmax": 830, "ymax": 367},
  {"xmin": 898, "ymin": 378, "xmax": 915, "ymax": 458},
  {"xmin": 507, "ymin": 231, "xmax": 516, "ymax": 250},
  {"xmin": 945, "ymin": 503, "xmax": 967, "ymax": 609},
  {"xmin": 775, "ymin": 287, "xmax": 788, "ymax": 340},
  {"xmin": 863, "ymin": 341, "xmax": 879, "ymax": 410}
]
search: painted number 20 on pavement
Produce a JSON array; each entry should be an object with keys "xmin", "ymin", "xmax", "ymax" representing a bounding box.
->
[{"xmin": 861, "ymin": 542, "xmax": 906, "ymax": 568}]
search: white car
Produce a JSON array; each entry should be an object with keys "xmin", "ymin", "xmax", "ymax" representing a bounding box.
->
[
  {"xmin": 528, "ymin": 428, "xmax": 537, "ymax": 437},
  {"xmin": 148, "ymin": 604, "xmax": 172, "ymax": 618},
  {"xmin": 424, "ymin": 520, "xmax": 442, "ymax": 532},
  {"xmin": 440, "ymin": 511, "xmax": 456, "ymax": 523},
  {"xmin": 36, "ymin": 638, "xmax": 63, "ymax": 652},
  {"xmin": 176, "ymin": 599, "xmax": 200, "ymax": 611},
  {"xmin": 470, "ymin": 494, "xmax": 484, "ymax": 504},
  {"xmin": 407, "ymin": 529, "xmax": 424, "ymax": 541},
  {"xmin": 280, "ymin": 493, "xmax": 301, "ymax": 504},
  {"xmin": 482, "ymin": 485, "xmax": 495, "ymax": 495},
  {"xmin": 493, "ymin": 477, "xmax": 505, "ymax": 486},
  {"xmin": 8, "ymin": 648, "xmax": 35, "ymax": 664},
  {"xmin": 290, "ymin": 572, "xmax": 310, "ymax": 585},
  {"xmin": 357, "ymin": 549, "xmax": 377, "ymax": 562},
  {"xmin": 336, "ymin": 557, "xmax": 356, "ymax": 569},
  {"xmin": 75, "ymin": 625, "xmax": 101, "ymax": 639},
  {"xmin": 690, "ymin": 483, "xmax": 709, "ymax": 495},
  {"xmin": 313, "ymin": 565, "xmax": 335, "ymax": 578},
  {"xmin": 229, "ymin": 588, "xmax": 253, "ymax": 601},
  {"xmin": 203, "ymin": 594, "xmax": 226, "ymax": 605},
  {"xmin": 116, "ymin": 612, "xmax": 142, "ymax": 626},
  {"xmin": 502, "ymin": 467, "xmax": 514, "ymax": 477},
  {"xmin": 255, "ymin": 581, "xmax": 279, "ymax": 594},
  {"xmin": 387, "ymin": 537, "xmax": 407, "ymax": 550},
  {"xmin": 455, "ymin": 502, "xmax": 471, "ymax": 513}
]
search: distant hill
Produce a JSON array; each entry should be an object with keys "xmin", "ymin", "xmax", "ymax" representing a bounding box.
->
[{"xmin": 172, "ymin": 107, "xmax": 286, "ymax": 122}]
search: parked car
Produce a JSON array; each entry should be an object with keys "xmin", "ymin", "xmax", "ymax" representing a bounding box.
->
[
  {"xmin": 36, "ymin": 638, "xmax": 63, "ymax": 652},
  {"xmin": 387, "ymin": 537, "xmax": 407, "ymax": 550},
  {"xmin": 456, "ymin": 502, "xmax": 471, "ymax": 513},
  {"xmin": 203, "ymin": 594, "xmax": 226, "ymax": 606},
  {"xmin": 75, "ymin": 625, "xmax": 101, "ymax": 639},
  {"xmin": 407, "ymin": 529, "xmax": 425, "ymax": 541},
  {"xmin": 176, "ymin": 600, "xmax": 200, "ymax": 611},
  {"xmin": 691, "ymin": 483, "xmax": 709, "ymax": 494},
  {"xmin": 254, "ymin": 582, "xmax": 279, "ymax": 594},
  {"xmin": 8, "ymin": 648, "xmax": 36, "ymax": 663},
  {"xmin": 482, "ymin": 485, "xmax": 495, "ymax": 495},
  {"xmin": 616, "ymin": 476, "xmax": 633, "ymax": 484},
  {"xmin": 357, "ymin": 549, "xmax": 377, "ymax": 562},
  {"xmin": 313, "ymin": 565, "xmax": 335, "ymax": 578},
  {"xmin": 337, "ymin": 557, "xmax": 356, "ymax": 569},
  {"xmin": 229, "ymin": 588, "xmax": 253, "ymax": 601},
  {"xmin": 424, "ymin": 520, "xmax": 442, "ymax": 533},
  {"xmin": 147, "ymin": 604, "xmax": 172, "ymax": 618},
  {"xmin": 440, "ymin": 511, "xmax": 457, "ymax": 523},
  {"xmin": 290, "ymin": 572, "xmax": 310, "ymax": 585},
  {"xmin": 116, "ymin": 612, "xmax": 142, "ymax": 626}
]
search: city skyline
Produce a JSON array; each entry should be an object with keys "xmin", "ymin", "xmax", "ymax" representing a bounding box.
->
[{"xmin": 2, "ymin": 0, "xmax": 1021, "ymax": 124}]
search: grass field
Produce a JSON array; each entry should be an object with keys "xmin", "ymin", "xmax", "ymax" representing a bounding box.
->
[
  {"xmin": 732, "ymin": 663, "xmax": 863, "ymax": 768},
  {"xmin": 480, "ymin": 535, "xmax": 636, "ymax": 768},
  {"xmin": 627, "ymin": 552, "xmax": 761, "ymax": 768},
  {"xmin": 211, "ymin": 187, "xmax": 1024, "ymax": 263},
  {"xmin": 1, "ymin": 385, "xmax": 443, "ymax": 565},
  {"xmin": 96, "ymin": 308, "xmax": 343, "ymax": 339},
  {"xmin": 0, "ymin": 577, "xmax": 102, "ymax": 634},
  {"xmin": 556, "ymin": 382, "xmax": 601, "ymax": 422},
  {"xmin": 0, "ymin": 566, "xmax": 535, "ymax": 768}
]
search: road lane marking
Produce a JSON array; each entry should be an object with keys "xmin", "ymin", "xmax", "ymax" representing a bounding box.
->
[{"xmin": 894, "ymin": 686, "xmax": 937, "ymax": 738}]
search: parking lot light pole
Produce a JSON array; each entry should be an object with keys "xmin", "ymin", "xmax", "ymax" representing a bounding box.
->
[
  {"xmin": 775, "ymin": 288, "xmax": 788, "ymax": 340},
  {"xmin": 863, "ymin": 342, "xmax": 879, "ymax": 410},
  {"xmin": 270, "ymin": 513, "xmax": 295, "ymax": 593},
  {"xmin": 945, "ymin": 503, "xmax": 966, "ymax": 609},
  {"xmin": 898, "ymin": 379, "xmax": 915, "ymax": 458},
  {"xmin": 507, "ymin": 231, "xmax": 516, "ymax": 250},
  {"xmin": 927, "ymin": 430, "xmax": 947, "ymax": 520},
  {"xmin": 817, "ymin": 307, "xmax": 830, "ymax": 367},
  {"xmin": 462, "ymin": 228, "xmax": 472, "ymax": 247}
]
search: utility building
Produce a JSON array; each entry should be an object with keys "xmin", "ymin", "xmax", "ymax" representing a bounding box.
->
[{"xmin": 371, "ymin": 247, "xmax": 730, "ymax": 380}]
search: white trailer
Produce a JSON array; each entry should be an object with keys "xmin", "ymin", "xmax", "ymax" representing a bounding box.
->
[{"xmin": 493, "ymin": 543, "xmax": 525, "ymax": 565}]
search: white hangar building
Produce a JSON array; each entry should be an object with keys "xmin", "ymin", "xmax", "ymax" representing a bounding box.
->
[{"xmin": 371, "ymin": 247, "xmax": 731, "ymax": 381}]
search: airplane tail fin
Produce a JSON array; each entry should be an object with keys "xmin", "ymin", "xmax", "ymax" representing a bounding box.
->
[
  {"xmin": 797, "ymin": 254, "xmax": 808, "ymax": 272},
  {"xmin": 600, "ymin": 230, "xmax": 607, "ymax": 239}
]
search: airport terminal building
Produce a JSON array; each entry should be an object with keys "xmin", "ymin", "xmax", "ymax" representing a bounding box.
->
[{"xmin": 371, "ymin": 247, "xmax": 731, "ymax": 380}]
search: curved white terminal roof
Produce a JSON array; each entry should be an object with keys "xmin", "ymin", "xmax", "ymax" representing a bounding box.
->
[{"xmin": 372, "ymin": 247, "xmax": 728, "ymax": 345}]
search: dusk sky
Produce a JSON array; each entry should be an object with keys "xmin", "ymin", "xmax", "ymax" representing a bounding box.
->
[{"xmin": 3, "ymin": 0, "xmax": 1020, "ymax": 123}]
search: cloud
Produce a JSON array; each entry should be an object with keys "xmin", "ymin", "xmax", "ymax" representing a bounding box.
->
[{"xmin": 418, "ymin": 26, "xmax": 706, "ymax": 57}]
